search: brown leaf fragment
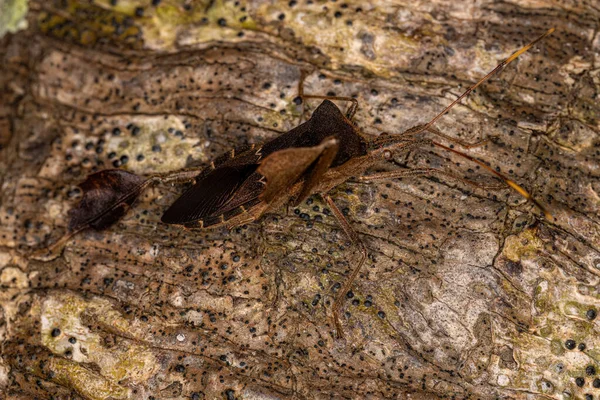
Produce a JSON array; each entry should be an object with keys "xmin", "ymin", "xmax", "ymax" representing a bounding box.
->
[{"xmin": 68, "ymin": 169, "xmax": 149, "ymax": 232}]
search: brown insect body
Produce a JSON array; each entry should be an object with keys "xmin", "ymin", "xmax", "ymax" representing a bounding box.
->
[{"xmin": 161, "ymin": 99, "xmax": 368, "ymax": 229}]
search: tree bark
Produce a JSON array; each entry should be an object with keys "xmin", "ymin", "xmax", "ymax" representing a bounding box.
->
[{"xmin": 1, "ymin": 1, "xmax": 599, "ymax": 399}]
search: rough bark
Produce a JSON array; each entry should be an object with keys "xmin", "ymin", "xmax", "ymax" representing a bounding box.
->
[{"xmin": 1, "ymin": 0, "xmax": 599, "ymax": 399}]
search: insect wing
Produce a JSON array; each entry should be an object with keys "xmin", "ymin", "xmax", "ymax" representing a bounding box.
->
[
  {"xmin": 161, "ymin": 164, "xmax": 258, "ymax": 225},
  {"xmin": 295, "ymin": 137, "xmax": 339, "ymax": 205},
  {"xmin": 257, "ymin": 137, "xmax": 339, "ymax": 203}
]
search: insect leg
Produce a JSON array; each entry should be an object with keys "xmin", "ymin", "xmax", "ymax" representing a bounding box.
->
[
  {"xmin": 150, "ymin": 168, "xmax": 202, "ymax": 185},
  {"xmin": 372, "ymin": 29, "xmax": 554, "ymax": 149},
  {"xmin": 300, "ymin": 95, "xmax": 359, "ymax": 120},
  {"xmin": 431, "ymin": 140, "xmax": 552, "ymax": 219},
  {"xmin": 424, "ymin": 126, "xmax": 493, "ymax": 149},
  {"xmin": 322, "ymin": 194, "xmax": 367, "ymax": 339},
  {"xmin": 370, "ymin": 138, "xmax": 552, "ymax": 219},
  {"xmin": 371, "ymin": 125, "xmax": 492, "ymax": 149},
  {"xmin": 359, "ymin": 168, "xmax": 506, "ymax": 191},
  {"xmin": 419, "ymin": 28, "xmax": 554, "ymax": 133},
  {"xmin": 297, "ymin": 71, "xmax": 360, "ymax": 119}
]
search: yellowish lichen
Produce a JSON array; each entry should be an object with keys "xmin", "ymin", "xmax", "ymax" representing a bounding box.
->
[
  {"xmin": 41, "ymin": 292, "xmax": 159, "ymax": 398},
  {"xmin": 502, "ymin": 227, "xmax": 544, "ymax": 262},
  {"xmin": 49, "ymin": 357, "xmax": 130, "ymax": 400},
  {"xmin": 0, "ymin": 0, "xmax": 28, "ymax": 38}
]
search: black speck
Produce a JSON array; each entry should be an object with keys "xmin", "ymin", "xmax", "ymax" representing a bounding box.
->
[
  {"xmin": 152, "ymin": 145, "xmax": 162, "ymax": 152},
  {"xmin": 68, "ymin": 337, "xmax": 77, "ymax": 344},
  {"xmin": 218, "ymin": 18, "xmax": 227, "ymax": 27},
  {"xmin": 565, "ymin": 339, "xmax": 576, "ymax": 350},
  {"xmin": 112, "ymin": 127, "xmax": 121, "ymax": 136},
  {"xmin": 576, "ymin": 377, "xmax": 585, "ymax": 387},
  {"xmin": 51, "ymin": 328, "xmax": 61, "ymax": 337},
  {"xmin": 377, "ymin": 311, "xmax": 386, "ymax": 319},
  {"xmin": 174, "ymin": 364, "xmax": 185, "ymax": 373},
  {"xmin": 586, "ymin": 365, "xmax": 596, "ymax": 376},
  {"xmin": 152, "ymin": 0, "xmax": 161, "ymax": 5},
  {"xmin": 224, "ymin": 389, "xmax": 236, "ymax": 400},
  {"xmin": 587, "ymin": 309, "xmax": 597, "ymax": 320},
  {"xmin": 594, "ymin": 378, "xmax": 600, "ymax": 388},
  {"xmin": 134, "ymin": 7, "xmax": 144, "ymax": 17},
  {"xmin": 579, "ymin": 342, "xmax": 587, "ymax": 351}
]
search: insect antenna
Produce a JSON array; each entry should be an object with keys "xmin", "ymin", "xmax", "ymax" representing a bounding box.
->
[
  {"xmin": 421, "ymin": 27, "xmax": 555, "ymax": 133},
  {"xmin": 372, "ymin": 28, "xmax": 555, "ymax": 218},
  {"xmin": 431, "ymin": 141, "xmax": 553, "ymax": 221}
]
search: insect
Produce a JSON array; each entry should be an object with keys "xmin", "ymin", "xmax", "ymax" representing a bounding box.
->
[{"xmin": 43, "ymin": 28, "xmax": 554, "ymax": 339}]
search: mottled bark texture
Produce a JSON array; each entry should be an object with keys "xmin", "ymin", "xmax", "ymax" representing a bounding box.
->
[{"xmin": 1, "ymin": 1, "xmax": 599, "ymax": 399}]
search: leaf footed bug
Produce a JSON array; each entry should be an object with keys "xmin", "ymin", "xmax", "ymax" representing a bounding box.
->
[{"xmin": 38, "ymin": 28, "xmax": 554, "ymax": 339}]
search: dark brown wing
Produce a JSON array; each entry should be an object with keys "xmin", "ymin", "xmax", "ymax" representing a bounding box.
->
[{"xmin": 161, "ymin": 164, "xmax": 258, "ymax": 225}]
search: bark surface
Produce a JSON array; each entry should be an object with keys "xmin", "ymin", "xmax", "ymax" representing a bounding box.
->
[{"xmin": 1, "ymin": 1, "xmax": 599, "ymax": 399}]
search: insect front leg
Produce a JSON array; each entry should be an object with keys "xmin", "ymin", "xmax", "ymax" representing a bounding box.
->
[
  {"xmin": 371, "ymin": 125, "xmax": 492, "ymax": 150},
  {"xmin": 367, "ymin": 138, "xmax": 508, "ymax": 192},
  {"xmin": 369, "ymin": 138, "xmax": 552, "ymax": 219},
  {"xmin": 359, "ymin": 168, "xmax": 506, "ymax": 191},
  {"xmin": 296, "ymin": 71, "xmax": 360, "ymax": 120},
  {"xmin": 322, "ymin": 194, "xmax": 367, "ymax": 339}
]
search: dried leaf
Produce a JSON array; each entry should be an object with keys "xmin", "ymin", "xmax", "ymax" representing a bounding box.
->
[{"xmin": 68, "ymin": 169, "xmax": 149, "ymax": 231}]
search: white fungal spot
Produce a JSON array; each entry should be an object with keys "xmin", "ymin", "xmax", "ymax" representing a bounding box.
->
[{"xmin": 497, "ymin": 375, "xmax": 509, "ymax": 386}]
